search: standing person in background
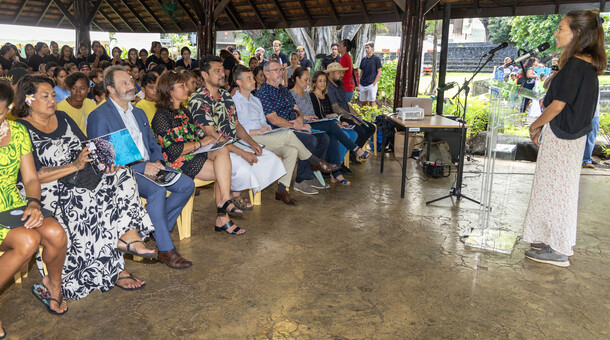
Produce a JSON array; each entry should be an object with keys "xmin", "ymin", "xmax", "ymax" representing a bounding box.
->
[
  {"xmin": 87, "ymin": 41, "xmax": 110, "ymax": 69},
  {"xmin": 254, "ymin": 47, "xmax": 267, "ymax": 67},
  {"xmin": 252, "ymin": 65, "xmax": 265, "ymax": 95},
  {"xmin": 296, "ymin": 46, "xmax": 313, "ymax": 72},
  {"xmin": 233, "ymin": 50, "xmax": 245, "ymax": 65},
  {"xmin": 219, "ymin": 49, "xmax": 237, "ymax": 90},
  {"xmin": 330, "ymin": 43, "xmax": 341, "ymax": 63},
  {"xmin": 23, "ymin": 44, "xmax": 35, "ymax": 64},
  {"xmin": 0, "ymin": 45, "xmax": 15, "ymax": 75},
  {"xmin": 271, "ymin": 40, "xmax": 288, "ymax": 65},
  {"xmin": 517, "ymin": 57, "xmax": 539, "ymax": 112},
  {"xmin": 284, "ymin": 52, "xmax": 300, "ymax": 85},
  {"xmin": 28, "ymin": 42, "xmax": 50, "ymax": 73},
  {"xmin": 48, "ymin": 41, "xmax": 60, "ymax": 63},
  {"xmin": 146, "ymin": 41, "xmax": 162, "ymax": 67},
  {"xmin": 157, "ymin": 48, "xmax": 175, "ymax": 71},
  {"xmin": 582, "ymin": 93, "xmax": 601, "ymax": 169},
  {"xmin": 127, "ymin": 48, "xmax": 145, "ymax": 71},
  {"xmin": 338, "ymin": 39, "xmax": 355, "ymax": 102},
  {"xmin": 176, "ymin": 47, "xmax": 199, "ymax": 71},
  {"xmin": 58, "ymin": 45, "xmax": 77, "ymax": 66},
  {"xmin": 139, "ymin": 49, "xmax": 149, "ymax": 63},
  {"xmin": 358, "ymin": 41, "xmax": 382, "ymax": 107},
  {"xmin": 523, "ymin": 10, "xmax": 606, "ymax": 267}
]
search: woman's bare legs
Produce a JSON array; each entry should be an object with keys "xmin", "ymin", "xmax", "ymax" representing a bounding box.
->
[
  {"xmin": 32, "ymin": 217, "xmax": 68, "ymax": 313},
  {"xmin": 195, "ymin": 148, "xmax": 245, "ymax": 234}
]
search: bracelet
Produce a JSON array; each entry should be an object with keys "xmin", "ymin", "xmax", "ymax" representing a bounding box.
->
[{"xmin": 27, "ymin": 197, "xmax": 42, "ymax": 207}]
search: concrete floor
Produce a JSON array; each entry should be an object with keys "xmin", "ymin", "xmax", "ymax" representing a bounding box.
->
[{"xmin": 1, "ymin": 155, "xmax": 609, "ymax": 339}]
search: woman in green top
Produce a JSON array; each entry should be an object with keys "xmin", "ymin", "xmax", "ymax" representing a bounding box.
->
[{"xmin": 0, "ymin": 79, "xmax": 68, "ymax": 337}]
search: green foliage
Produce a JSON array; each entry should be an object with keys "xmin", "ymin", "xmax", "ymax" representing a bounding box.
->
[
  {"xmin": 239, "ymin": 29, "xmax": 295, "ymax": 60},
  {"xmin": 487, "ymin": 17, "xmax": 511, "ymax": 44},
  {"xmin": 509, "ymin": 15, "xmax": 562, "ymax": 56},
  {"xmin": 600, "ymin": 106, "xmax": 610, "ymax": 157},
  {"xmin": 377, "ymin": 57, "xmax": 398, "ymax": 107},
  {"xmin": 352, "ymin": 104, "xmax": 393, "ymax": 123}
]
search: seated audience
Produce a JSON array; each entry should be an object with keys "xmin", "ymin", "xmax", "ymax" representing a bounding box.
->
[
  {"xmin": 146, "ymin": 41, "xmax": 162, "ymax": 67},
  {"xmin": 188, "ymin": 55, "xmax": 286, "ymax": 209},
  {"xmin": 87, "ymin": 66, "xmax": 195, "ymax": 269},
  {"xmin": 52, "ymin": 67, "xmax": 70, "ymax": 103},
  {"xmin": 326, "ymin": 62, "xmax": 376, "ymax": 159},
  {"xmin": 233, "ymin": 65, "xmax": 337, "ymax": 204},
  {"xmin": 56, "ymin": 72, "xmax": 97, "ymax": 134},
  {"xmin": 110, "ymin": 47, "xmax": 124, "ymax": 65},
  {"xmin": 135, "ymin": 72, "xmax": 158, "ymax": 123},
  {"xmin": 139, "ymin": 49, "xmax": 149, "ymax": 64},
  {"xmin": 289, "ymin": 67, "xmax": 370, "ymax": 184},
  {"xmin": 58, "ymin": 45, "xmax": 77, "ymax": 66},
  {"xmin": 91, "ymin": 82, "xmax": 107, "ymax": 105},
  {"xmin": 87, "ymin": 41, "xmax": 111, "ymax": 68},
  {"xmin": 15, "ymin": 75, "xmax": 156, "ymax": 298},
  {"xmin": 252, "ymin": 66, "xmax": 265, "ymax": 96},
  {"xmin": 126, "ymin": 48, "xmax": 145, "ymax": 71},
  {"xmin": 248, "ymin": 57, "xmax": 259, "ymax": 70},
  {"xmin": 64, "ymin": 62, "xmax": 77, "ymax": 74},
  {"xmin": 284, "ymin": 52, "xmax": 300, "ymax": 85},
  {"xmin": 157, "ymin": 48, "xmax": 175, "ymax": 71},
  {"xmin": 151, "ymin": 71, "xmax": 245, "ymax": 234},
  {"xmin": 78, "ymin": 62, "xmax": 91, "ymax": 77},
  {"xmin": 0, "ymin": 80, "xmax": 69, "ymax": 332},
  {"xmin": 28, "ymin": 42, "xmax": 49, "ymax": 73},
  {"xmin": 74, "ymin": 42, "xmax": 89, "ymax": 65},
  {"xmin": 176, "ymin": 47, "xmax": 199, "ymax": 71},
  {"xmin": 256, "ymin": 59, "xmax": 337, "ymax": 194}
]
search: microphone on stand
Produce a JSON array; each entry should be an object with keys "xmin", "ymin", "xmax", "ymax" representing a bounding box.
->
[
  {"xmin": 508, "ymin": 43, "xmax": 551, "ymax": 65},
  {"xmin": 438, "ymin": 82, "xmax": 457, "ymax": 92},
  {"xmin": 483, "ymin": 42, "xmax": 509, "ymax": 57}
]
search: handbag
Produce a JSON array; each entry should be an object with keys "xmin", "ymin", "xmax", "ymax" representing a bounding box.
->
[{"xmin": 58, "ymin": 163, "xmax": 103, "ymax": 190}]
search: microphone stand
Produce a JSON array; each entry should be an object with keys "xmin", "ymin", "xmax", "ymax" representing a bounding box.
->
[{"xmin": 425, "ymin": 52, "xmax": 497, "ymax": 206}]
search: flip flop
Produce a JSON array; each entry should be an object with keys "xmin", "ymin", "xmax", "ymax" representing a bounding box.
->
[
  {"xmin": 116, "ymin": 274, "xmax": 146, "ymax": 291},
  {"xmin": 0, "ymin": 326, "xmax": 6, "ymax": 339},
  {"xmin": 31, "ymin": 283, "xmax": 68, "ymax": 316},
  {"xmin": 115, "ymin": 239, "xmax": 157, "ymax": 259}
]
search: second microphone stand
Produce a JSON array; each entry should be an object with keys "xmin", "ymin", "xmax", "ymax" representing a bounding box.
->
[{"xmin": 425, "ymin": 53, "xmax": 497, "ymax": 206}]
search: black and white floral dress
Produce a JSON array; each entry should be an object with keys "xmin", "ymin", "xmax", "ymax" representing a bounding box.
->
[{"xmin": 18, "ymin": 111, "xmax": 154, "ymax": 300}]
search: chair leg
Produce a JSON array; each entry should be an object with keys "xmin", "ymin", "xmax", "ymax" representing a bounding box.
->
[
  {"xmin": 38, "ymin": 246, "xmax": 47, "ymax": 276},
  {"xmin": 249, "ymin": 189, "xmax": 261, "ymax": 206},
  {"xmin": 344, "ymin": 152, "xmax": 350, "ymax": 168},
  {"xmin": 373, "ymin": 125, "xmax": 378, "ymax": 156},
  {"xmin": 178, "ymin": 193, "xmax": 194, "ymax": 240}
]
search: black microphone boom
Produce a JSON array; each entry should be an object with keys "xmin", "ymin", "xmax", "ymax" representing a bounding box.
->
[
  {"xmin": 509, "ymin": 42, "xmax": 551, "ymax": 65},
  {"xmin": 484, "ymin": 42, "xmax": 509, "ymax": 57},
  {"xmin": 438, "ymin": 82, "xmax": 456, "ymax": 92}
]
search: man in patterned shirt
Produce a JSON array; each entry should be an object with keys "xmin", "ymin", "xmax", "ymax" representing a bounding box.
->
[
  {"xmin": 255, "ymin": 59, "xmax": 338, "ymax": 195},
  {"xmin": 188, "ymin": 55, "xmax": 286, "ymax": 209}
]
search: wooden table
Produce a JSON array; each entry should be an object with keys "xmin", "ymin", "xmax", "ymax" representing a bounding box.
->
[{"xmin": 380, "ymin": 114, "xmax": 467, "ymax": 198}]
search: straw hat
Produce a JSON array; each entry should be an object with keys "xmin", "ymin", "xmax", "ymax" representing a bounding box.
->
[{"xmin": 324, "ymin": 62, "xmax": 348, "ymax": 73}]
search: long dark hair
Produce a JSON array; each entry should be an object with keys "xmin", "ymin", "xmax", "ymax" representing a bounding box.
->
[
  {"xmin": 287, "ymin": 67, "xmax": 307, "ymax": 90},
  {"xmin": 340, "ymin": 39, "xmax": 354, "ymax": 53},
  {"xmin": 560, "ymin": 10, "xmax": 607, "ymax": 74},
  {"xmin": 61, "ymin": 45, "xmax": 73, "ymax": 60},
  {"xmin": 155, "ymin": 70, "xmax": 190, "ymax": 112},
  {"xmin": 13, "ymin": 75, "xmax": 55, "ymax": 118},
  {"xmin": 0, "ymin": 78, "xmax": 14, "ymax": 105}
]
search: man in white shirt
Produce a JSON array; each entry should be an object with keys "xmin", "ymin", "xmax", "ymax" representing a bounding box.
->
[{"xmin": 232, "ymin": 65, "xmax": 337, "ymax": 204}]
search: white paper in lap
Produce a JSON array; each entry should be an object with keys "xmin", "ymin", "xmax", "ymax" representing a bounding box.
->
[{"xmin": 229, "ymin": 143, "xmax": 286, "ymax": 192}]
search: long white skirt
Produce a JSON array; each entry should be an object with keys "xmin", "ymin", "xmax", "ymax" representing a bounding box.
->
[
  {"xmin": 229, "ymin": 142, "xmax": 286, "ymax": 193},
  {"xmin": 522, "ymin": 124, "xmax": 586, "ymax": 255}
]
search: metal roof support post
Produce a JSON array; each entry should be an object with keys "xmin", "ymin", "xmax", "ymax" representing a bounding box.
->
[
  {"xmin": 435, "ymin": 3, "xmax": 451, "ymax": 115},
  {"xmin": 393, "ymin": 0, "xmax": 426, "ymax": 110},
  {"xmin": 74, "ymin": 0, "xmax": 91, "ymax": 49}
]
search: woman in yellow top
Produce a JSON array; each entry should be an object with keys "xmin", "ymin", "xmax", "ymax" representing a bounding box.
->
[
  {"xmin": 55, "ymin": 72, "xmax": 97, "ymax": 135},
  {"xmin": 0, "ymin": 79, "xmax": 68, "ymax": 337}
]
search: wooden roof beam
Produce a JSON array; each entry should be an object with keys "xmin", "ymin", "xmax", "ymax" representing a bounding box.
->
[
  {"xmin": 13, "ymin": 0, "xmax": 28, "ymax": 24},
  {"xmin": 175, "ymin": 0, "xmax": 198, "ymax": 26},
  {"xmin": 86, "ymin": 0, "xmax": 105, "ymax": 25},
  {"xmin": 107, "ymin": 0, "xmax": 149, "ymax": 32},
  {"xmin": 36, "ymin": 1, "xmax": 54, "ymax": 25},
  {"xmin": 135, "ymin": 0, "xmax": 168, "ymax": 32},
  {"xmin": 392, "ymin": 0, "xmax": 405, "ymax": 12},
  {"xmin": 271, "ymin": 0, "xmax": 288, "ymax": 26},
  {"xmin": 52, "ymin": 0, "xmax": 76, "ymax": 25},
  {"xmin": 224, "ymin": 5, "xmax": 241, "ymax": 30},
  {"xmin": 358, "ymin": 0, "xmax": 370, "ymax": 22},
  {"xmin": 155, "ymin": 0, "xmax": 183, "ymax": 30},
  {"xmin": 297, "ymin": 0, "xmax": 313, "ymax": 27},
  {"xmin": 326, "ymin": 0, "xmax": 339, "ymax": 24},
  {"xmin": 214, "ymin": 0, "xmax": 232, "ymax": 20},
  {"xmin": 246, "ymin": 0, "xmax": 266, "ymax": 29},
  {"xmin": 98, "ymin": 8, "xmax": 124, "ymax": 32}
]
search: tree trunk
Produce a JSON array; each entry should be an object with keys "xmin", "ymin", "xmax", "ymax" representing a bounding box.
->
[
  {"xmin": 426, "ymin": 20, "xmax": 440, "ymax": 95},
  {"xmin": 286, "ymin": 28, "xmax": 316, "ymax": 61},
  {"xmin": 353, "ymin": 24, "xmax": 377, "ymax": 67}
]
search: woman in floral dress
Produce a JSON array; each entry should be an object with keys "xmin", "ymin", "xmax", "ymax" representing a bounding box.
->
[
  {"xmin": 14, "ymin": 75, "xmax": 156, "ymax": 299},
  {"xmin": 151, "ymin": 71, "xmax": 245, "ymax": 235}
]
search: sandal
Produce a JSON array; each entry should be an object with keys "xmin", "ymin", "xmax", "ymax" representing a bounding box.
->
[
  {"xmin": 218, "ymin": 199, "xmax": 243, "ymax": 217},
  {"xmin": 359, "ymin": 150, "xmax": 372, "ymax": 160},
  {"xmin": 0, "ymin": 326, "xmax": 6, "ymax": 339},
  {"xmin": 331, "ymin": 175, "xmax": 351, "ymax": 185},
  {"xmin": 215, "ymin": 220, "xmax": 245, "ymax": 235},
  {"xmin": 115, "ymin": 239, "xmax": 157, "ymax": 259},
  {"xmin": 31, "ymin": 283, "xmax": 68, "ymax": 316},
  {"xmin": 116, "ymin": 274, "xmax": 146, "ymax": 291},
  {"xmin": 215, "ymin": 204, "xmax": 245, "ymax": 235},
  {"xmin": 231, "ymin": 195, "xmax": 253, "ymax": 210}
]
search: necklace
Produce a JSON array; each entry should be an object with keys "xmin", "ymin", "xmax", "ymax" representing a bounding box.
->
[
  {"xmin": 31, "ymin": 116, "xmax": 49, "ymax": 129},
  {"xmin": 0, "ymin": 119, "xmax": 8, "ymax": 139}
]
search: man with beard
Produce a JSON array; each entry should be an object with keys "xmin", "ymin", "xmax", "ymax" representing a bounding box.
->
[
  {"xmin": 326, "ymin": 62, "xmax": 376, "ymax": 158},
  {"xmin": 188, "ymin": 55, "xmax": 286, "ymax": 210},
  {"xmin": 87, "ymin": 65, "xmax": 195, "ymax": 269}
]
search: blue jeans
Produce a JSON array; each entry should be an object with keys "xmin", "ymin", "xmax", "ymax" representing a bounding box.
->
[
  {"xmin": 135, "ymin": 167, "xmax": 195, "ymax": 252},
  {"xmin": 583, "ymin": 116, "xmax": 599, "ymax": 164},
  {"xmin": 293, "ymin": 131, "xmax": 330, "ymax": 182},
  {"xmin": 346, "ymin": 91, "xmax": 354, "ymax": 103}
]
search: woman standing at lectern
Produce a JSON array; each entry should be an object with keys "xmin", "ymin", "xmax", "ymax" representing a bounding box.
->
[{"xmin": 522, "ymin": 10, "xmax": 606, "ymax": 267}]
